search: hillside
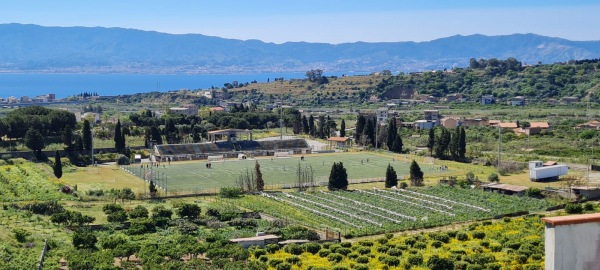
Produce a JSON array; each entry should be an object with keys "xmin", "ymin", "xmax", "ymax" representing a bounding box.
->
[
  {"xmin": 1, "ymin": 24, "xmax": 600, "ymax": 74},
  {"xmin": 106, "ymin": 59, "xmax": 600, "ymax": 107}
]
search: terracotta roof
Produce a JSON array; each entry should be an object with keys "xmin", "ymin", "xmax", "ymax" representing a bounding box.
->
[
  {"xmin": 542, "ymin": 213, "xmax": 600, "ymax": 226},
  {"xmin": 543, "ymin": 161, "xmax": 558, "ymax": 166},
  {"xmin": 498, "ymin": 122, "xmax": 518, "ymax": 128},
  {"xmin": 209, "ymin": 107, "xmax": 225, "ymax": 111},
  {"xmin": 327, "ymin": 137, "xmax": 350, "ymax": 142},
  {"xmin": 530, "ymin": 122, "xmax": 549, "ymax": 129}
]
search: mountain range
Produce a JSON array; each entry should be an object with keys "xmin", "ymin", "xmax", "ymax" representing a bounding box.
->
[{"xmin": 0, "ymin": 23, "xmax": 599, "ymax": 74}]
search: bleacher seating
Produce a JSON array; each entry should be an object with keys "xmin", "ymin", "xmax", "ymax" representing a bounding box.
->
[{"xmin": 154, "ymin": 139, "xmax": 310, "ymax": 160}]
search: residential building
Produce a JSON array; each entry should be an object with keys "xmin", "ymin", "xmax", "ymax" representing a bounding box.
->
[
  {"xmin": 169, "ymin": 104, "xmax": 198, "ymax": 116},
  {"xmin": 20, "ymin": 96, "xmax": 30, "ymax": 103},
  {"xmin": 481, "ymin": 95, "xmax": 494, "ymax": 105},
  {"xmin": 508, "ymin": 96, "xmax": 525, "ymax": 106},
  {"xmin": 424, "ymin": 110, "xmax": 440, "ymax": 125},
  {"xmin": 576, "ymin": 120, "xmax": 600, "ymax": 130},
  {"xmin": 461, "ymin": 118, "xmax": 488, "ymax": 126},
  {"xmin": 561, "ymin": 96, "xmax": 580, "ymax": 105},
  {"xmin": 445, "ymin": 93, "xmax": 465, "ymax": 102},
  {"xmin": 415, "ymin": 120, "xmax": 436, "ymax": 130},
  {"xmin": 441, "ymin": 117, "xmax": 459, "ymax": 129},
  {"xmin": 376, "ymin": 107, "xmax": 389, "ymax": 123},
  {"xmin": 81, "ymin": 112, "xmax": 101, "ymax": 123}
]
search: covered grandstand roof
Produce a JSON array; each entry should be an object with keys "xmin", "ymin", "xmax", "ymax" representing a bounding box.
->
[
  {"xmin": 207, "ymin": 129, "xmax": 251, "ymax": 135},
  {"xmin": 154, "ymin": 139, "xmax": 310, "ymax": 157}
]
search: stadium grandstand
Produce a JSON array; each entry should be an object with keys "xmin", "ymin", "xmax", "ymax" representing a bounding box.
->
[{"xmin": 153, "ymin": 129, "xmax": 311, "ymax": 162}]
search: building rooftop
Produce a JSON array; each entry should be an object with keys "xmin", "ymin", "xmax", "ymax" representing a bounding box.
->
[
  {"xmin": 327, "ymin": 137, "xmax": 350, "ymax": 142},
  {"xmin": 230, "ymin": 235, "xmax": 279, "ymax": 242},
  {"xmin": 481, "ymin": 183, "xmax": 528, "ymax": 192},
  {"xmin": 542, "ymin": 213, "xmax": 600, "ymax": 226}
]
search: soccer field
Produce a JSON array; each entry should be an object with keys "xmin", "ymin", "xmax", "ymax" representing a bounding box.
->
[{"xmin": 123, "ymin": 152, "xmax": 451, "ymax": 193}]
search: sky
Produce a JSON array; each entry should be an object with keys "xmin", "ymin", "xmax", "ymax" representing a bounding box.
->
[{"xmin": 1, "ymin": 0, "xmax": 599, "ymax": 44}]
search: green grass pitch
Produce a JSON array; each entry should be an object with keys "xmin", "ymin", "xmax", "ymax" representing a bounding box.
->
[{"xmin": 124, "ymin": 152, "xmax": 449, "ymax": 192}]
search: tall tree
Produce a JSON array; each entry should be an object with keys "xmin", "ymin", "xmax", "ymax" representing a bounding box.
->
[
  {"xmin": 255, "ymin": 161, "xmax": 264, "ymax": 192},
  {"xmin": 449, "ymin": 128, "xmax": 459, "ymax": 161},
  {"xmin": 409, "ymin": 160, "xmax": 424, "ymax": 186},
  {"xmin": 386, "ymin": 117, "xmax": 397, "ymax": 150},
  {"xmin": 355, "ymin": 114, "xmax": 366, "ymax": 142},
  {"xmin": 340, "ymin": 119, "xmax": 346, "ymax": 137},
  {"xmin": 62, "ymin": 125, "xmax": 73, "ymax": 152},
  {"xmin": 82, "ymin": 120, "xmax": 92, "ymax": 152},
  {"xmin": 427, "ymin": 128, "xmax": 435, "ymax": 156},
  {"xmin": 385, "ymin": 163, "xmax": 398, "ymax": 188},
  {"xmin": 317, "ymin": 115, "xmax": 326, "ymax": 139},
  {"xmin": 328, "ymin": 162, "xmax": 348, "ymax": 191},
  {"xmin": 363, "ymin": 118, "xmax": 375, "ymax": 146},
  {"xmin": 150, "ymin": 126, "xmax": 163, "ymax": 145},
  {"xmin": 24, "ymin": 128, "xmax": 45, "ymax": 157},
  {"xmin": 458, "ymin": 127, "xmax": 467, "ymax": 160},
  {"xmin": 53, "ymin": 151, "xmax": 63, "ymax": 179},
  {"xmin": 149, "ymin": 180, "xmax": 158, "ymax": 198},
  {"xmin": 392, "ymin": 133, "xmax": 403, "ymax": 153},
  {"xmin": 114, "ymin": 120, "xmax": 125, "ymax": 153},
  {"xmin": 302, "ymin": 115, "xmax": 309, "ymax": 135},
  {"xmin": 308, "ymin": 115, "xmax": 315, "ymax": 137}
]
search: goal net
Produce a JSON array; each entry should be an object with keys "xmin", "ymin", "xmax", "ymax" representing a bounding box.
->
[
  {"xmin": 274, "ymin": 151, "xmax": 291, "ymax": 158},
  {"xmin": 208, "ymin": 155, "xmax": 225, "ymax": 162}
]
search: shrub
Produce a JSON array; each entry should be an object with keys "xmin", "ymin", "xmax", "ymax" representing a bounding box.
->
[
  {"xmin": 531, "ymin": 254, "xmax": 542, "ymax": 261},
  {"xmin": 385, "ymin": 233, "xmax": 394, "ymax": 239},
  {"xmin": 285, "ymin": 256, "xmax": 300, "ymax": 264},
  {"xmin": 454, "ymin": 261, "xmax": 469, "ymax": 270},
  {"xmin": 466, "ymin": 265, "xmax": 483, "ymax": 270},
  {"xmin": 258, "ymin": 255, "xmax": 269, "ymax": 262},
  {"xmin": 268, "ymin": 259, "xmax": 284, "ymax": 268},
  {"xmin": 327, "ymin": 253, "xmax": 344, "ymax": 263},
  {"xmin": 336, "ymin": 247, "xmax": 352, "ymax": 255},
  {"xmin": 584, "ymin": 203, "xmax": 595, "ymax": 211},
  {"xmin": 376, "ymin": 237, "xmax": 388, "ymax": 244},
  {"xmin": 303, "ymin": 242, "xmax": 322, "ymax": 254},
  {"xmin": 284, "ymin": 243, "xmax": 303, "ymax": 255},
  {"xmin": 332, "ymin": 266, "xmax": 348, "ymax": 270},
  {"xmin": 480, "ymin": 240, "xmax": 490, "ymax": 248},
  {"xmin": 386, "ymin": 248, "xmax": 402, "ymax": 256},
  {"xmin": 503, "ymin": 217, "xmax": 511, "ymax": 223},
  {"xmin": 413, "ymin": 242, "xmax": 427, "ymax": 249},
  {"xmin": 465, "ymin": 253, "xmax": 495, "ymax": 265},
  {"xmin": 322, "ymin": 242, "xmax": 333, "ymax": 249},
  {"xmin": 13, "ymin": 228, "xmax": 30, "ymax": 243},
  {"xmin": 525, "ymin": 264, "xmax": 542, "ymax": 270},
  {"xmin": 430, "ymin": 240, "xmax": 443, "ymax": 248},
  {"xmin": 487, "ymin": 173, "xmax": 499, "ymax": 182},
  {"xmin": 347, "ymin": 252, "xmax": 359, "ymax": 259},
  {"xmin": 404, "ymin": 237, "xmax": 416, "ymax": 246},
  {"xmin": 407, "ymin": 254, "xmax": 423, "ymax": 266},
  {"xmin": 228, "ymin": 218, "xmax": 257, "ymax": 228},
  {"xmin": 516, "ymin": 255, "xmax": 528, "ymax": 264},
  {"xmin": 485, "ymin": 262, "xmax": 502, "ymax": 270},
  {"xmin": 565, "ymin": 203, "xmax": 583, "ymax": 214},
  {"xmin": 276, "ymin": 262, "xmax": 292, "ymax": 270},
  {"xmin": 281, "ymin": 225, "xmax": 320, "ymax": 240},
  {"xmin": 317, "ymin": 249, "xmax": 331, "ymax": 257},
  {"xmin": 356, "ymin": 247, "xmax": 370, "ymax": 255},
  {"xmin": 265, "ymin": 244, "xmax": 280, "ymax": 253},
  {"xmin": 427, "ymin": 255, "xmax": 454, "ymax": 270},
  {"xmin": 253, "ymin": 249, "xmax": 266, "ymax": 257},
  {"xmin": 472, "ymin": 231, "xmax": 486, "ymax": 239},
  {"xmin": 525, "ymin": 188, "xmax": 543, "ymax": 198},
  {"xmin": 431, "ymin": 233, "xmax": 450, "ymax": 243},
  {"xmin": 356, "ymin": 255, "xmax": 370, "ymax": 264},
  {"xmin": 456, "ymin": 232, "xmax": 469, "ymax": 241},
  {"xmin": 340, "ymin": 242, "xmax": 352, "ymax": 248},
  {"xmin": 376, "ymin": 245, "xmax": 390, "ymax": 253},
  {"xmin": 381, "ymin": 256, "xmax": 400, "ymax": 267},
  {"xmin": 358, "ymin": 240, "xmax": 374, "ymax": 247},
  {"xmin": 482, "ymin": 220, "xmax": 492, "ymax": 226},
  {"xmin": 219, "ymin": 187, "xmax": 243, "ymax": 198},
  {"xmin": 503, "ymin": 241, "xmax": 521, "ymax": 250},
  {"xmin": 117, "ymin": 155, "xmax": 130, "ymax": 165},
  {"xmin": 352, "ymin": 264, "xmax": 369, "ymax": 270}
]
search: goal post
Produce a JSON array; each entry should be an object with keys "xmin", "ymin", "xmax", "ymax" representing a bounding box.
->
[
  {"xmin": 274, "ymin": 152, "xmax": 290, "ymax": 158},
  {"xmin": 208, "ymin": 155, "xmax": 225, "ymax": 162}
]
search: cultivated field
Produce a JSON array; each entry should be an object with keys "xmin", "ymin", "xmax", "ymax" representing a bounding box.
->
[{"xmin": 122, "ymin": 152, "xmax": 461, "ymax": 193}]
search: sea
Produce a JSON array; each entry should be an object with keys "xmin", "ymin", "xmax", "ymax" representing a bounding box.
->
[{"xmin": 0, "ymin": 72, "xmax": 354, "ymax": 99}]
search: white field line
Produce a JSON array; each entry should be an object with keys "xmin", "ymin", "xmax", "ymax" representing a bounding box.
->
[
  {"xmin": 396, "ymin": 188, "xmax": 491, "ymax": 212},
  {"xmin": 260, "ymin": 192, "xmax": 361, "ymax": 228},
  {"xmin": 304, "ymin": 193, "xmax": 403, "ymax": 225},
  {"xmin": 319, "ymin": 191, "xmax": 417, "ymax": 221},
  {"xmin": 373, "ymin": 188, "xmax": 452, "ymax": 210},
  {"xmin": 283, "ymin": 193, "xmax": 382, "ymax": 227},
  {"xmin": 358, "ymin": 190, "xmax": 455, "ymax": 216}
]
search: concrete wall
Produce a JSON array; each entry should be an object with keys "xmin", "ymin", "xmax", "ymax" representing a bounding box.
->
[{"xmin": 545, "ymin": 221, "xmax": 600, "ymax": 270}]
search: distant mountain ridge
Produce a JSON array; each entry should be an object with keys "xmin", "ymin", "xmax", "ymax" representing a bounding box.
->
[{"xmin": 0, "ymin": 23, "xmax": 599, "ymax": 74}]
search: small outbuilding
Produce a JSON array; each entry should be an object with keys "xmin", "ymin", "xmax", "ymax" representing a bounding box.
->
[
  {"xmin": 481, "ymin": 183, "xmax": 528, "ymax": 196},
  {"xmin": 327, "ymin": 137, "xmax": 352, "ymax": 149},
  {"xmin": 230, "ymin": 234, "xmax": 279, "ymax": 248}
]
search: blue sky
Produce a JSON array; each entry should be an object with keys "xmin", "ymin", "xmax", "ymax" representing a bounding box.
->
[{"xmin": 2, "ymin": 0, "xmax": 599, "ymax": 43}]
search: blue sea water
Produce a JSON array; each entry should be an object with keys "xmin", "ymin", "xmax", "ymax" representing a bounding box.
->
[{"xmin": 0, "ymin": 72, "xmax": 328, "ymax": 99}]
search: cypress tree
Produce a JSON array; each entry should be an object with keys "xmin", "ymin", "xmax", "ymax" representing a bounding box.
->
[
  {"xmin": 114, "ymin": 120, "xmax": 124, "ymax": 153},
  {"xmin": 355, "ymin": 114, "xmax": 366, "ymax": 142},
  {"xmin": 317, "ymin": 115, "xmax": 326, "ymax": 139},
  {"xmin": 149, "ymin": 180, "xmax": 157, "ymax": 198},
  {"xmin": 340, "ymin": 119, "xmax": 346, "ymax": 137},
  {"xmin": 409, "ymin": 160, "xmax": 424, "ymax": 186},
  {"xmin": 255, "ymin": 161, "xmax": 264, "ymax": 191},
  {"xmin": 62, "ymin": 126, "xmax": 73, "ymax": 152},
  {"xmin": 302, "ymin": 115, "xmax": 309, "ymax": 134},
  {"xmin": 53, "ymin": 151, "xmax": 63, "ymax": 179},
  {"xmin": 449, "ymin": 128, "xmax": 459, "ymax": 161},
  {"xmin": 427, "ymin": 128, "xmax": 435, "ymax": 156},
  {"xmin": 385, "ymin": 163, "xmax": 398, "ymax": 188},
  {"xmin": 392, "ymin": 133, "xmax": 403, "ymax": 153},
  {"xmin": 328, "ymin": 162, "xmax": 348, "ymax": 191},
  {"xmin": 82, "ymin": 120, "xmax": 92, "ymax": 151},
  {"xmin": 387, "ymin": 117, "xmax": 397, "ymax": 150},
  {"xmin": 458, "ymin": 127, "xmax": 466, "ymax": 159},
  {"xmin": 308, "ymin": 115, "xmax": 315, "ymax": 137}
]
